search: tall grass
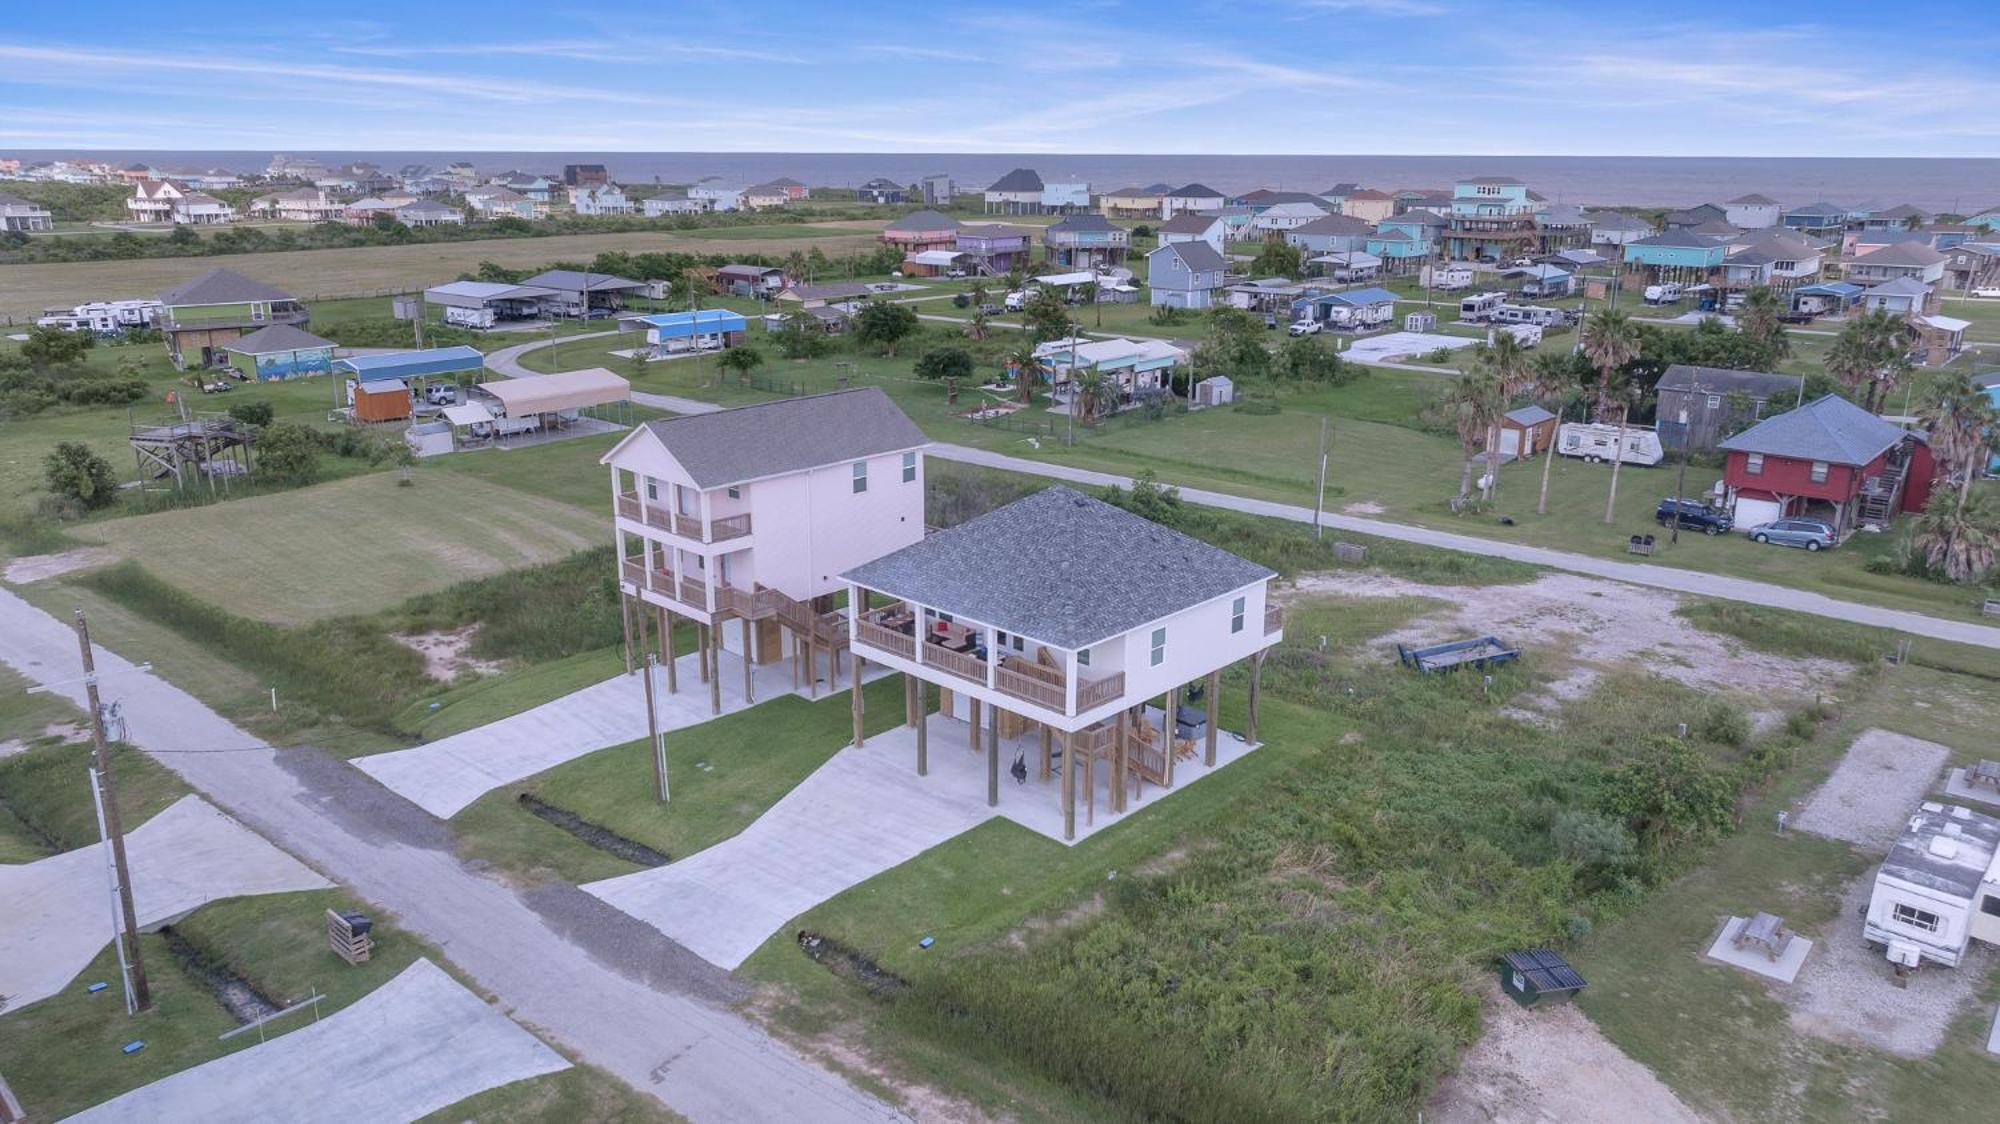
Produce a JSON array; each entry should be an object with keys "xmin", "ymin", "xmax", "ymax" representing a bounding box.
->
[
  {"xmin": 394, "ymin": 546, "xmax": 623, "ymax": 662},
  {"xmin": 78, "ymin": 562, "xmax": 424, "ymax": 730}
]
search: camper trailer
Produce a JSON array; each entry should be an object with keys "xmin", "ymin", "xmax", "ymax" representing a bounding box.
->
[
  {"xmin": 444, "ymin": 305, "xmax": 497, "ymax": 330},
  {"xmin": 1458, "ymin": 292, "xmax": 1506, "ymax": 322},
  {"xmin": 1427, "ymin": 265, "xmax": 1474, "ymax": 291},
  {"xmin": 1555, "ymin": 422, "xmax": 1664, "ymax": 466},
  {"xmin": 1863, "ymin": 802, "xmax": 2000, "ymax": 970},
  {"xmin": 1643, "ymin": 283, "xmax": 1683, "ymax": 306},
  {"xmin": 1500, "ymin": 324, "xmax": 1543, "ymax": 347},
  {"xmin": 1493, "ymin": 303, "xmax": 1566, "ymax": 327}
]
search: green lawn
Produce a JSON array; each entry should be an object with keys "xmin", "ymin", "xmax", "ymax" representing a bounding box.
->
[
  {"xmin": 1577, "ymin": 664, "xmax": 2000, "ymax": 1121},
  {"xmin": 69, "ymin": 472, "xmax": 607, "ymax": 625},
  {"xmin": 0, "ymin": 720, "xmax": 192, "ymax": 856},
  {"xmin": 451, "ymin": 674, "xmax": 908, "ymax": 884},
  {"xmin": 393, "ymin": 646, "xmax": 627, "ymax": 742}
]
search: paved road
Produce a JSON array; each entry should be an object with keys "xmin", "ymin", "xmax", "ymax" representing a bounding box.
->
[
  {"xmin": 491, "ymin": 331, "xmax": 2000, "ymax": 650},
  {"xmin": 0, "ymin": 588, "xmax": 901, "ymax": 1124}
]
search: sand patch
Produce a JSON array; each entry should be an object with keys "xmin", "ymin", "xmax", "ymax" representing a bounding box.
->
[
  {"xmin": 1428, "ymin": 984, "xmax": 1707, "ymax": 1124},
  {"xmin": 1342, "ymin": 500, "xmax": 1387, "ymax": 515},
  {"xmin": 1791, "ymin": 729, "xmax": 1950, "ymax": 848},
  {"xmin": 1286, "ymin": 570, "xmax": 1849, "ymax": 710},
  {"xmin": 394, "ymin": 625, "xmax": 505, "ymax": 682},
  {"xmin": 1786, "ymin": 870, "xmax": 1994, "ymax": 1057},
  {"xmin": 3, "ymin": 546, "xmax": 120, "ymax": 584}
]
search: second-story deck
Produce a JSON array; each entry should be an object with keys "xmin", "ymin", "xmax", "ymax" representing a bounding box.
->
[
  {"xmin": 616, "ymin": 492, "xmax": 752, "ymax": 544},
  {"xmin": 853, "ymin": 604, "xmax": 1126, "ymax": 718}
]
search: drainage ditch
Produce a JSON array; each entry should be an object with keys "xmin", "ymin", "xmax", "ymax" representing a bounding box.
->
[
  {"xmin": 797, "ymin": 930, "xmax": 908, "ymax": 998},
  {"xmin": 158, "ymin": 925, "xmax": 282, "ymax": 1024},
  {"xmin": 517, "ymin": 793, "xmax": 671, "ymax": 866}
]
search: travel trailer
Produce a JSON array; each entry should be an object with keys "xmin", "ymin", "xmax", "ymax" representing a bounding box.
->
[
  {"xmin": 1492, "ymin": 303, "xmax": 1565, "ymax": 327},
  {"xmin": 1864, "ymin": 802, "xmax": 2000, "ymax": 970},
  {"xmin": 444, "ymin": 305, "xmax": 497, "ymax": 330},
  {"xmin": 1643, "ymin": 283, "xmax": 1683, "ymax": 305},
  {"xmin": 1458, "ymin": 292, "xmax": 1506, "ymax": 321},
  {"xmin": 1555, "ymin": 422, "xmax": 1664, "ymax": 466},
  {"xmin": 1426, "ymin": 265, "xmax": 1473, "ymax": 291}
]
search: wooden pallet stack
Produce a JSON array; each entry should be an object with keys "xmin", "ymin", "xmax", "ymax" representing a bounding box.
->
[{"xmin": 326, "ymin": 909, "xmax": 374, "ymax": 965}]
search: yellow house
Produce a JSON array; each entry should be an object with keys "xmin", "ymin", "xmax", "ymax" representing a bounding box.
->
[
  {"xmin": 1342, "ymin": 189, "xmax": 1396, "ymax": 224},
  {"xmin": 1098, "ymin": 186, "xmax": 1163, "ymax": 219}
]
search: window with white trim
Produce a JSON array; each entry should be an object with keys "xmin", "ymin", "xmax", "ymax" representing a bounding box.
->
[
  {"xmin": 1706, "ymin": 394, "xmax": 1722, "ymax": 409},
  {"xmin": 1745, "ymin": 453, "xmax": 1764, "ymax": 475},
  {"xmin": 852, "ymin": 460, "xmax": 868, "ymax": 493},
  {"xmin": 645, "ymin": 479, "xmax": 658, "ymax": 501},
  {"xmin": 1150, "ymin": 627, "xmax": 1166, "ymax": 667},
  {"xmin": 902, "ymin": 451, "xmax": 917, "ymax": 483},
  {"xmin": 1809, "ymin": 460, "xmax": 1829, "ymax": 484},
  {"xmin": 1892, "ymin": 903, "xmax": 1941, "ymax": 933},
  {"xmin": 1076, "ymin": 647, "xmax": 1090, "ymax": 667},
  {"xmin": 1231, "ymin": 596, "xmax": 1246, "ymax": 634},
  {"xmin": 727, "ymin": 486, "xmax": 740, "ymax": 499}
]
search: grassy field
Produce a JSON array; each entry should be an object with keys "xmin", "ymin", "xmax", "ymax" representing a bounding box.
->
[
  {"xmin": 0, "ymin": 223, "xmax": 893, "ymax": 319},
  {"xmin": 69, "ymin": 471, "xmax": 608, "ymax": 624}
]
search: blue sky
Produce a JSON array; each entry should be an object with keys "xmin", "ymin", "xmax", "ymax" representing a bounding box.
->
[{"xmin": 0, "ymin": 0, "xmax": 1993, "ymax": 155}]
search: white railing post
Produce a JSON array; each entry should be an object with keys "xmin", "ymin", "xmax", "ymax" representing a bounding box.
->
[
  {"xmin": 985, "ymin": 625, "xmax": 997, "ymax": 690},
  {"xmin": 1064, "ymin": 649, "xmax": 1079, "ymax": 716}
]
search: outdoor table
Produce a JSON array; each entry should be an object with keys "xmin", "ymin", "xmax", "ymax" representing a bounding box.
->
[
  {"xmin": 1974, "ymin": 760, "xmax": 2000, "ymax": 789},
  {"xmin": 1734, "ymin": 912, "xmax": 1790, "ymax": 961}
]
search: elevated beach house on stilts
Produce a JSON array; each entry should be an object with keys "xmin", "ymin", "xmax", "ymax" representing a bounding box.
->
[
  {"xmin": 842, "ymin": 487, "xmax": 1284, "ymax": 841},
  {"xmin": 601, "ymin": 388, "xmax": 929, "ymax": 715}
]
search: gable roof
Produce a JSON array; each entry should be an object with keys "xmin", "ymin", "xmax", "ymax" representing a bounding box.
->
[
  {"xmin": 158, "ymin": 268, "xmax": 294, "ymax": 307},
  {"xmin": 1631, "ymin": 229, "xmax": 1721, "ymax": 249},
  {"xmin": 225, "ymin": 324, "xmax": 335, "ymax": 354},
  {"xmin": 1290, "ymin": 213, "xmax": 1375, "ymax": 237},
  {"xmin": 1786, "ymin": 201, "xmax": 1847, "ymax": 219},
  {"xmin": 1718, "ymin": 394, "xmax": 1907, "ymax": 465},
  {"xmin": 1047, "ymin": 214, "xmax": 1118, "ymax": 233},
  {"xmin": 517, "ymin": 269, "xmax": 647, "ymax": 292},
  {"xmin": 1727, "ymin": 193, "xmax": 1779, "ymax": 205},
  {"xmin": 1864, "ymin": 276, "xmax": 1932, "ymax": 298},
  {"xmin": 1657, "ymin": 364, "xmax": 1803, "ymax": 400},
  {"xmin": 1855, "ymin": 240, "xmax": 1947, "ymax": 268},
  {"xmin": 1158, "ymin": 211, "xmax": 1223, "ymax": 234},
  {"xmin": 986, "ymin": 168, "xmax": 1044, "ymax": 193},
  {"xmin": 1505, "ymin": 405, "xmax": 1556, "ymax": 426},
  {"xmin": 1153, "ymin": 239, "xmax": 1227, "ymax": 272},
  {"xmin": 842, "ymin": 486, "xmax": 1274, "ymax": 649},
  {"xmin": 1586, "ymin": 210, "xmax": 1653, "ymax": 232},
  {"xmin": 1169, "ymin": 183, "xmax": 1223, "ymax": 198},
  {"xmin": 884, "ymin": 209, "xmax": 959, "ymax": 232},
  {"xmin": 622, "ymin": 388, "xmax": 926, "ymax": 489}
]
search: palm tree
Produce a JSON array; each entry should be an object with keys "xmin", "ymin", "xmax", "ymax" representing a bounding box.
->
[
  {"xmin": 1915, "ymin": 491, "xmax": 1999, "ymax": 583},
  {"xmin": 1579, "ymin": 307, "xmax": 1640, "ymax": 524},
  {"xmin": 1079, "ymin": 280, "xmax": 1102, "ymax": 328},
  {"xmin": 1918, "ymin": 371, "xmax": 1999, "ymax": 516},
  {"xmin": 1441, "ymin": 369, "xmax": 1504, "ymax": 502},
  {"xmin": 1478, "ymin": 332, "xmax": 1535, "ymax": 500},
  {"xmin": 1528, "ymin": 353, "xmax": 1580, "ymax": 516},
  {"xmin": 783, "ymin": 250, "xmax": 808, "ymax": 286},
  {"xmin": 1074, "ymin": 367, "xmax": 1109, "ymax": 427},
  {"xmin": 969, "ymin": 282, "xmax": 988, "ymax": 309},
  {"xmin": 1828, "ymin": 307, "xmax": 1916, "ymax": 412},
  {"xmin": 1823, "ymin": 328, "xmax": 1870, "ymax": 403},
  {"xmin": 965, "ymin": 307, "xmax": 991, "ymax": 341},
  {"xmin": 1736, "ymin": 286, "xmax": 1790, "ymax": 365},
  {"xmin": 1601, "ymin": 376, "xmax": 1649, "ymax": 525},
  {"xmin": 1006, "ymin": 340, "xmax": 1041, "ymax": 405}
]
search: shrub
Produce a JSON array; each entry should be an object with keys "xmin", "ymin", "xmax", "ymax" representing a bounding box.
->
[
  {"xmin": 53, "ymin": 377, "xmax": 148, "ymax": 406},
  {"xmin": 1602, "ymin": 738, "xmax": 1734, "ymax": 850},
  {"xmin": 42, "ymin": 442, "xmax": 118, "ymax": 510},
  {"xmin": 914, "ymin": 346, "xmax": 973, "ymax": 383},
  {"xmin": 227, "ymin": 400, "xmax": 276, "ymax": 427},
  {"xmin": 1551, "ymin": 808, "xmax": 1637, "ymax": 871},
  {"xmin": 1698, "ymin": 700, "xmax": 1751, "ymax": 747},
  {"xmin": 256, "ymin": 422, "xmax": 321, "ymax": 484}
]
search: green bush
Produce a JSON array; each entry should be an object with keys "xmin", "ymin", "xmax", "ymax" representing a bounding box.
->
[
  {"xmin": 42, "ymin": 442, "xmax": 118, "ymax": 510},
  {"xmin": 227, "ymin": 400, "xmax": 276, "ymax": 427},
  {"xmin": 1551, "ymin": 808, "xmax": 1637, "ymax": 872},
  {"xmin": 256, "ymin": 423, "xmax": 321, "ymax": 484},
  {"xmin": 1698, "ymin": 700, "xmax": 1751, "ymax": 747}
]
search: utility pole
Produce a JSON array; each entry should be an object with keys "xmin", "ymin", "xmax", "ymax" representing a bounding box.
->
[
  {"xmin": 1312, "ymin": 416, "xmax": 1330, "ymax": 540},
  {"xmin": 1671, "ymin": 406, "xmax": 1690, "ymax": 544},
  {"xmin": 642, "ymin": 652, "xmax": 669, "ymax": 803},
  {"xmin": 74, "ymin": 610, "xmax": 151, "ymax": 1012}
]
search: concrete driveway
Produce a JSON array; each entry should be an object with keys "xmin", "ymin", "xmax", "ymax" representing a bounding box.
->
[
  {"xmin": 0, "ymin": 794, "xmax": 330, "ymax": 1012},
  {"xmin": 70, "ymin": 958, "xmax": 569, "ymax": 1123}
]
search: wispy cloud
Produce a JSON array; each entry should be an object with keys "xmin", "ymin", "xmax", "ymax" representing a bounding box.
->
[{"xmin": 332, "ymin": 38, "xmax": 808, "ymax": 64}]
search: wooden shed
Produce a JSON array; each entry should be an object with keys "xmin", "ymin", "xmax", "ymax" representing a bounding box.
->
[
  {"xmin": 1497, "ymin": 405, "xmax": 1558, "ymax": 459},
  {"xmin": 353, "ymin": 378, "xmax": 412, "ymax": 423},
  {"xmin": 1498, "ymin": 949, "xmax": 1586, "ymax": 1009}
]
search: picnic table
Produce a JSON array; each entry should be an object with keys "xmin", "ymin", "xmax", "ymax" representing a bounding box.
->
[
  {"xmin": 1973, "ymin": 760, "xmax": 2000, "ymax": 790},
  {"xmin": 1733, "ymin": 911, "xmax": 1794, "ymax": 961}
]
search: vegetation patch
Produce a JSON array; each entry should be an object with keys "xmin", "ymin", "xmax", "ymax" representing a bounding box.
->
[{"xmin": 797, "ymin": 930, "xmax": 908, "ymax": 999}]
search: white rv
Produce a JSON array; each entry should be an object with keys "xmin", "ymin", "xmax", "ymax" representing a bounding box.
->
[
  {"xmin": 1426, "ymin": 265, "xmax": 1474, "ymax": 291},
  {"xmin": 1493, "ymin": 303, "xmax": 1566, "ymax": 327},
  {"xmin": 444, "ymin": 305, "xmax": 497, "ymax": 330},
  {"xmin": 1864, "ymin": 802, "xmax": 2000, "ymax": 970},
  {"xmin": 1458, "ymin": 292, "xmax": 1506, "ymax": 322},
  {"xmin": 1555, "ymin": 422, "xmax": 1664, "ymax": 466},
  {"xmin": 1643, "ymin": 283, "xmax": 1683, "ymax": 305}
]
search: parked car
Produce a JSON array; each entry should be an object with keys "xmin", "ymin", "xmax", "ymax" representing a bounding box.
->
[
  {"xmin": 1264, "ymin": 313, "xmax": 1279, "ymax": 329},
  {"xmin": 579, "ymin": 309, "xmax": 615, "ymax": 321},
  {"xmin": 1655, "ymin": 497, "xmax": 1731, "ymax": 534},
  {"xmin": 1973, "ymin": 287, "xmax": 2000, "ymax": 300},
  {"xmin": 945, "ymin": 268, "xmax": 968, "ymax": 279},
  {"xmin": 976, "ymin": 303, "xmax": 1001, "ymax": 316},
  {"xmin": 1288, "ymin": 319, "xmax": 1322, "ymax": 336},
  {"xmin": 1748, "ymin": 518, "xmax": 1837, "ymax": 551}
]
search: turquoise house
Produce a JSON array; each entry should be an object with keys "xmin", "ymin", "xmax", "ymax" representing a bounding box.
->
[
  {"xmin": 1622, "ymin": 230, "xmax": 1726, "ymax": 281},
  {"xmin": 1367, "ymin": 217, "xmax": 1433, "ymax": 274}
]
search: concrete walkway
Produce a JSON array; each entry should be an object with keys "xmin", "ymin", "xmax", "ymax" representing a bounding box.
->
[
  {"xmin": 583, "ymin": 711, "xmax": 1258, "ymax": 970},
  {"xmin": 0, "ymin": 587, "xmax": 900, "ymax": 1123},
  {"xmin": 488, "ymin": 332, "xmax": 2000, "ymax": 649},
  {"xmin": 0, "ymin": 794, "xmax": 331, "ymax": 1012},
  {"xmin": 71, "ymin": 959, "xmax": 569, "ymax": 1124},
  {"xmin": 357, "ymin": 646, "xmax": 887, "ymax": 819}
]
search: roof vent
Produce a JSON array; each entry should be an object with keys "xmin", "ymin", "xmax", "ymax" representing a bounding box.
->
[
  {"xmin": 1945, "ymin": 823, "xmax": 1964, "ymax": 837},
  {"xmin": 1922, "ymin": 801, "xmax": 1945, "ymax": 813},
  {"xmin": 1930, "ymin": 837, "xmax": 1962, "ymax": 860},
  {"xmin": 1951, "ymin": 805, "xmax": 1972, "ymax": 819}
]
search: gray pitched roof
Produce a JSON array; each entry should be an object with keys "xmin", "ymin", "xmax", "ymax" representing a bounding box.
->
[
  {"xmin": 637, "ymin": 388, "xmax": 927, "ymax": 489},
  {"xmin": 842, "ymin": 486, "xmax": 1274, "ymax": 649},
  {"xmin": 1170, "ymin": 183, "xmax": 1223, "ymax": 198},
  {"xmin": 518, "ymin": 269, "xmax": 647, "ymax": 292},
  {"xmin": 1632, "ymin": 229, "xmax": 1721, "ymax": 249},
  {"xmin": 1864, "ymin": 277, "xmax": 1932, "ymax": 298},
  {"xmin": 1505, "ymin": 405, "xmax": 1555, "ymax": 426},
  {"xmin": 158, "ymin": 268, "xmax": 297, "ymax": 307},
  {"xmin": 1290, "ymin": 213, "xmax": 1374, "ymax": 236},
  {"xmin": 1158, "ymin": 212, "xmax": 1222, "ymax": 234},
  {"xmin": 1856, "ymin": 240, "xmax": 1947, "ymax": 267},
  {"xmin": 1657, "ymin": 364, "xmax": 1802, "ymax": 400},
  {"xmin": 1587, "ymin": 210, "xmax": 1653, "ymax": 232},
  {"xmin": 884, "ymin": 209, "xmax": 959, "ymax": 232},
  {"xmin": 986, "ymin": 168, "xmax": 1043, "ymax": 193},
  {"xmin": 1155, "ymin": 239, "xmax": 1227, "ymax": 272},
  {"xmin": 1047, "ymin": 214, "xmax": 1118, "ymax": 233},
  {"xmin": 1727, "ymin": 193, "xmax": 1779, "ymax": 205},
  {"xmin": 225, "ymin": 324, "xmax": 335, "ymax": 354},
  {"xmin": 1718, "ymin": 394, "xmax": 1908, "ymax": 465}
]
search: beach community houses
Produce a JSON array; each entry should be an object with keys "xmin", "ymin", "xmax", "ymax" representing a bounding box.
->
[
  {"xmin": 155, "ymin": 269, "xmax": 311, "ymax": 370},
  {"xmin": 0, "ymin": 191, "xmax": 53, "ymax": 232},
  {"xmin": 127, "ymin": 179, "xmax": 236, "ymax": 224},
  {"xmin": 1146, "ymin": 241, "xmax": 1229, "ymax": 309}
]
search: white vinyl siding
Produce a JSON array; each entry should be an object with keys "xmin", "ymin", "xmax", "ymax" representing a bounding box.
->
[
  {"xmin": 1150, "ymin": 627, "xmax": 1166, "ymax": 667},
  {"xmin": 852, "ymin": 460, "xmax": 868, "ymax": 493}
]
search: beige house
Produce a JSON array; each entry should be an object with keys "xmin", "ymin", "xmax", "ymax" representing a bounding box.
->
[{"xmin": 1341, "ymin": 189, "xmax": 1396, "ymax": 223}]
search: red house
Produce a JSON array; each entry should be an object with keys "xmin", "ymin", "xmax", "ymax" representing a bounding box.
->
[{"xmin": 1718, "ymin": 394, "xmax": 1935, "ymax": 535}]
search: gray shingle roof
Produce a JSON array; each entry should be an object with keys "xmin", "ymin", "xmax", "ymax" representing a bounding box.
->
[
  {"xmin": 636, "ymin": 388, "xmax": 927, "ymax": 489},
  {"xmin": 1855, "ymin": 241, "xmax": 1947, "ymax": 268},
  {"xmin": 842, "ymin": 486, "xmax": 1274, "ymax": 649},
  {"xmin": 1158, "ymin": 212, "xmax": 1221, "ymax": 234},
  {"xmin": 1718, "ymin": 394, "xmax": 1908, "ymax": 465},
  {"xmin": 1170, "ymin": 183, "xmax": 1223, "ymax": 198},
  {"xmin": 1046, "ymin": 214, "xmax": 1118, "ymax": 233},
  {"xmin": 225, "ymin": 324, "xmax": 335, "ymax": 353},
  {"xmin": 986, "ymin": 168, "xmax": 1044, "ymax": 193},
  {"xmin": 1727, "ymin": 193, "xmax": 1779, "ymax": 205},
  {"xmin": 1505, "ymin": 405, "xmax": 1555, "ymax": 426},
  {"xmin": 519, "ymin": 269, "xmax": 647, "ymax": 292},
  {"xmin": 1587, "ymin": 211, "xmax": 1654, "ymax": 233},
  {"xmin": 1290, "ymin": 213, "xmax": 1374, "ymax": 236},
  {"xmin": 884, "ymin": 209, "xmax": 958, "ymax": 232},
  {"xmin": 1155, "ymin": 239, "xmax": 1226, "ymax": 272},
  {"xmin": 1658, "ymin": 364, "xmax": 1802, "ymax": 400},
  {"xmin": 1632, "ymin": 229, "xmax": 1721, "ymax": 249},
  {"xmin": 158, "ymin": 268, "xmax": 296, "ymax": 307}
]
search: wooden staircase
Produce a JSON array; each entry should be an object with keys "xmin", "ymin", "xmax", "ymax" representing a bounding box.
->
[
  {"xmin": 1857, "ymin": 446, "xmax": 1911, "ymax": 528},
  {"xmin": 719, "ymin": 582, "xmax": 850, "ymax": 651}
]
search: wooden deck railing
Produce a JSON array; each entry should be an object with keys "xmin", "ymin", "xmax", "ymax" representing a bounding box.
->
[
  {"xmin": 620, "ymin": 558, "xmax": 646, "ymax": 587},
  {"xmin": 853, "ymin": 618, "xmax": 916, "ymax": 660},
  {"xmin": 679, "ymin": 575, "xmax": 709, "ymax": 609},
  {"xmin": 923, "ymin": 643, "xmax": 988, "ymax": 687},
  {"xmin": 710, "ymin": 512, "xmax": 753, "ymax": 541},
  {"xmin": 1075, "ymin": 671, "xmax": 1126, "ymax": 711},
  {"xmin": 1265, "ymin": 605, "xmax": 1284, "ymax": 635},
  {"xmin": 616, "ymin": 494, "xmax": 642, "ymax": 521},
  {"xmin": 994, "ymin": 663, "xmax": 1064, "ymax": 710}
]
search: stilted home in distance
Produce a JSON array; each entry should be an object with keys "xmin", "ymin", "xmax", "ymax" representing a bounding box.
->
[
  {"xmin": 843, "ymin": 486, "xmax": 1284, "ymax": 841},
  {"xmin": 601, "ymin": 389, "xmax": 929, "ymax": 715}
]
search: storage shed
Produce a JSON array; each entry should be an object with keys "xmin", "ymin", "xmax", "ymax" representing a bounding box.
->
[
  {"xmin": 1193, "ymin": 375, "xmax": 1234, "ymax": 407},
  {"xmin": 352, "ymin": 378, "xmax": 412, "ymax": 422},
  {"xmin": 1498, "ymin": 949, "xmax": 1586, "ymax": 1009},
  {"xmin": 1498, "ymin": 405, "xmax": 1558, "ymax": 458}
]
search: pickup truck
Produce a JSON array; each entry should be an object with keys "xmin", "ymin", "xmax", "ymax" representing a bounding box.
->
[{"xmin": 1655, "ymin": 497, "xmax": 1731, "ymax": 535}]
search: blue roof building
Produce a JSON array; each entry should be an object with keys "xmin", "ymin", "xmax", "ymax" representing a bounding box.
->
[
  {"xmin": 334, "ymin": 345, "xmax": 485, "ymax": 383},
  {"xmin": 634, "ymin": 309, "xmax": 749, "ymax": 353}
]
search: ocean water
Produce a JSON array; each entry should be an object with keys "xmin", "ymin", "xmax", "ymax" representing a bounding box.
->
[{"xmin": 14, "ymin": 150, "xmax": 1999, "ymax": 212}]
